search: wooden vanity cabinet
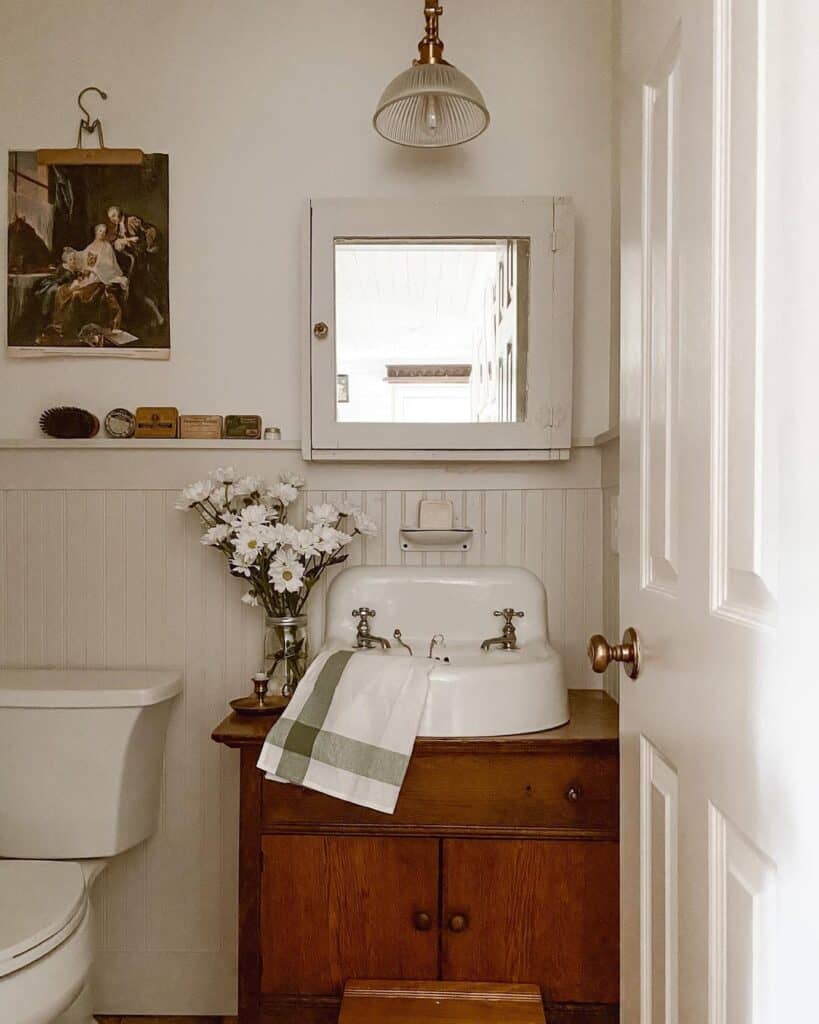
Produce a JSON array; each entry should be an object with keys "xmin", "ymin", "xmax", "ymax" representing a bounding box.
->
[{"xmin": 213, "ymin": 690, "xmax": 619, "ymax": 1024}]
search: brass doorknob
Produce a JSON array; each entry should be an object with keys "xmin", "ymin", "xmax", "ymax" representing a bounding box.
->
[
  {"xmin": 413, "ymin": 911, "xmax": 432, "ymax": 931},
  {"xmin": 447, "ymin": 913, "xmax": 469, "ymax": 933},
  {"xmin": 588, "ymin": 627, "xmax": 641, "ymax": 679},
  {"xmin": 313, "ymin": 321, "xmax": 329, "ymax": 339}
]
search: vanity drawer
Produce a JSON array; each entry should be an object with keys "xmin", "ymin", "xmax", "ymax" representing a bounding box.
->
[{"xmin": 260, "ymin": 750, "xmax": 618, "ymax": 834}]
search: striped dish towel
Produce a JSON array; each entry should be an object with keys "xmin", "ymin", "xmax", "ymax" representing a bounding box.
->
[{"xmin": 257, "ymin": 649, "xmax": 431, "ymax": 814}]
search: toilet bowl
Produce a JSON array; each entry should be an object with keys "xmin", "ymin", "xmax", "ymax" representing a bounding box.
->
[{"xmin": 0, "ymin": 669, "xmax": 182, "ymax": 1024}]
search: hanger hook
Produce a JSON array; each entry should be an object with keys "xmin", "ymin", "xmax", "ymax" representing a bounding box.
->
[{"xmin": 77, "ymin": 86, "xmax": 107, "ymax": 127}]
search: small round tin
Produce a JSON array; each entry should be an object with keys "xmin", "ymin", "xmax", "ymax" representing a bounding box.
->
[{"xmin": 104, "ymin": 408, "xmax": 136, "ymax": 439}]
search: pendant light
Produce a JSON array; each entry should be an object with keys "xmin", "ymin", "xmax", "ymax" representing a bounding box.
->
[{"xmin": 373, "ymin": 2, "xmax": 490, "ymax": 149}]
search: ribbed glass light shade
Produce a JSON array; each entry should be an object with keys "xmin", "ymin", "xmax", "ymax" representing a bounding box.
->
[{"xmin": 374, "ymin": 63, "xmax": 490, "ymax": 148}]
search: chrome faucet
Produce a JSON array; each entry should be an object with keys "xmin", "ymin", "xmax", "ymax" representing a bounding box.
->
[
  {"xmin": 352, "ymin": 607, "xmax": 391, "ymax": 650},
  {"xmin": 480, "ymin": 608, "xmax": 524, "ymax": 651}
]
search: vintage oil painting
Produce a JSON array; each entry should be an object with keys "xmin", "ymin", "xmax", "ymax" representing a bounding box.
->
[{"xmin": 7, "ymin": 151, "xmax": 169, "ymax": 357}]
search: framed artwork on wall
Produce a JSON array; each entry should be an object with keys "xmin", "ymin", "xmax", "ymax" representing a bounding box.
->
[{"xmin": 7, "ymin": 151, "xmax": 170, "ymax": 358}]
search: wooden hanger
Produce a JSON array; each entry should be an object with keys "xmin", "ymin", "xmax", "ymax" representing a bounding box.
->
[{"xmin": 37, "ymin": 86, "xmax": 144, "ymax": 166}]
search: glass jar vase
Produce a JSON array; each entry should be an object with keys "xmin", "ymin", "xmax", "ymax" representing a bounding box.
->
[{"xmin": 263, "ymin": 615, "xmax": 308, "ymax": 698}]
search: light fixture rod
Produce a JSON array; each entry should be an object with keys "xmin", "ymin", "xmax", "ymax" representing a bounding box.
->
[{"xmin": 416, "ymin": 3, "xmax": 446, "ymax": 65}]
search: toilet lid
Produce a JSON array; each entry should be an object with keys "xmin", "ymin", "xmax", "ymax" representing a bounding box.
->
[{"xmin": 0, "ymin": 861, "xmax": 86, "ymax": 977}]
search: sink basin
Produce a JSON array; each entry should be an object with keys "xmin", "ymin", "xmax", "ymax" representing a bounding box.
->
[{"xmin": 321, "ymin": 567, "xmax": 568, "ymax": 737}]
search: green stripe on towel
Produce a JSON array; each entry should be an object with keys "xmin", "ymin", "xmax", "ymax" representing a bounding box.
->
[
  {"xmin": 264, "ymin": 650, "xmax": 410, "ymax": 787},
  {"xmin": 265, "ymin": 650, "xmax": 352, "ymax": 782}
]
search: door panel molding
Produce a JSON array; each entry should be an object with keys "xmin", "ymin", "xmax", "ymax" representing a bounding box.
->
[
  {"xmin": 710, "ymin": 0, "xmax": 777, "ymax": 629},
  {"xmin": 707, "ymin": 803, "xmax": 776, "ymax": 1024},
  {"xmin": 640, "ymin": 25, "xmax": 682, "ymax": 598},
  {"xmin": 639, "ymin": 736, "xmax": 679, "ymax": 1024}
]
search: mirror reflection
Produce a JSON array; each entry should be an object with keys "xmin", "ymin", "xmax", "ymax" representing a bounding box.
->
[{"xmin": 334, "ymin": 238, "xmax": 529, "ymax": 424}]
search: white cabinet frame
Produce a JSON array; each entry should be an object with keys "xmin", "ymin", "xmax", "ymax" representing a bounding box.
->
[{"xmin": 303, "ymin": 196, "xmax": 574, "ymax": 462}]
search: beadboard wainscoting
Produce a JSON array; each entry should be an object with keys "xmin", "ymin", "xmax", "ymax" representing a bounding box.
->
[{"xmin": 0, "ymin": 449, "xmax": 606, "ymax": 1014}]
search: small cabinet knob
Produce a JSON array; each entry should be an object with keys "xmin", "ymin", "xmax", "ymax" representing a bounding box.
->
[
  {"xmin": 447, "ymin": 913, "xmax": 469, "ymax": 933},
  {"xmin": 313, "ymin": 321, "xmax": 329, "ymax": 339},
  {"xmin": 566, "ymin": 785, "xmax": 581, "ymax": 803},
  {"xmin": 587, "ymin": 626, "xmax": 641, "ymax": 679},
  {"xmin": 412, "ymin": 911, "xmax": 432, "ymax": 932}
]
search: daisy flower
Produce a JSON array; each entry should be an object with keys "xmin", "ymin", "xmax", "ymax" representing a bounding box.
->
[
  {"xmin": 200, "ymin": 523, "xmax": 231, "ymax": 546},
  {"xmin": 314, "ymin": 525, "xmax": 352, "ymax": 554},
  {"xmin": 230, "ymin": 557, "xmax": 253, "ymax": 577},
  {"xmin": 280, "ymin": 471, "xmax": 305, "ymax": 488},
  {"xmin": 228, "ymin": 475, "xmax": 263, "ymax": 503},
  {"xmin": 269, "ymin": 552, "xmax": 305, "ymax": 593},
  {"xmin": 266, "ymin": 482, "xmax": 300, "ymax": 506},
  {"xmin": 174, "ymin": 478, "xmax": 213, "ymax": 509},
  {"xmin": 352, "ymin": 510, "xmax": 378, "ymax": 536},
  {"xmin": 265, "ymin": 523, "xmax": 300, "ymax": 549},
  {"xmin": 237, "ymin": 504, "xmax": 270, "ymax": 526},
  {"xmin": 233, "ymin": 526, "xmax": 266, "ymax": 562},
  {"xmin": 307, "ymin": 502, "xmax": 339, "ymax": 526},
  {"xmin": 292, "ymin": 528, "xmax": 321, "ymax": 558}
]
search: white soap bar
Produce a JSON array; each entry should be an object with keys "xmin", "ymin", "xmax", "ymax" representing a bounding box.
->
[{"xmin": 418, "ymin": 499, "xmax": 454, "ymax": 529}]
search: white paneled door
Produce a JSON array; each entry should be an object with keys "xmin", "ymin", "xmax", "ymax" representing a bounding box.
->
[{"xmin": 619, "ymin": 0, "xmax": 819, "ymax": 1022}]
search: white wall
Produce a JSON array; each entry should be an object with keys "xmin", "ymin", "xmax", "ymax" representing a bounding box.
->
[
  {"xmin": 0, "ymin": 0, "xmax": 613, "ymax": 441},
  {"xmin": 0, "ymin": 0, "xmax": 615, "ymax": 1014}
]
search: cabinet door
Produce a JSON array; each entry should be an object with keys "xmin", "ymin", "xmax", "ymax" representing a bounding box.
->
[
  {"xmin": 260, "ymin": 835, "xmax": 440, "ymax": 995},
  {"xmin": 441, "ymin": 839, "xmax": 619, "ymax": 1004}
]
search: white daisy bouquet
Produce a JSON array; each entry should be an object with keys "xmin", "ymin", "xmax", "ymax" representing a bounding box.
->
[{"xmin": 175, "ymin": 467, "xmax": 377, "ymax": 618}]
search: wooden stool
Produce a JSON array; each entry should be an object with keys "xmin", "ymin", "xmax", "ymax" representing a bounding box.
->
[{"xmin": 339, "ymin": 980, "xmax": 547, "ymax": 1024}]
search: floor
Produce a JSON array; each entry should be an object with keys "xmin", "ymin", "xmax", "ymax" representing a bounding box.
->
[{"xmin": 96, "ymin": 1018, "xmax": 238, "ymax": 1023}]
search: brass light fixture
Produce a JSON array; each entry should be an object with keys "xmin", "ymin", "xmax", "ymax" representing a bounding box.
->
[{"xmin": 373, "ymin": 2, "xmax": 490, "ymax": 148}]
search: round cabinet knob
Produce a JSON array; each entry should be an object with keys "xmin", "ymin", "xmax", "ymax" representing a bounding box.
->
[
  {"xmin": 447, "ymin": 913, "xmax": 469, "ymax": 933},
  {"xmin": 566, "ymin": 785, "xmax": 581, "ymax": 803},
  {"xmin": 587, "ymin": 626, "xmax": 641, "ymax": 680},
  {"xmin": 313, "ymin": 321, "xmax": 329, "ymax": 340},
  {"xmin": 412, "ymin": 911, "xmax": 432, "ymax": 932}
]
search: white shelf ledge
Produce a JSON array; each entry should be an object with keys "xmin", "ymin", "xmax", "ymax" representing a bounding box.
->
[
  {"xmin": 0, "ymin": 438, "xmax": 301, "ymax": 451},
  {"xmin": 571, "ymin": 428, "xmax": 620, "ymax": 448}
]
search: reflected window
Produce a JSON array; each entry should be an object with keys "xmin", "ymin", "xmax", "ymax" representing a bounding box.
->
[{"xmin": 334, "ymin": 239, "xmax": 529, "ymax": 424}]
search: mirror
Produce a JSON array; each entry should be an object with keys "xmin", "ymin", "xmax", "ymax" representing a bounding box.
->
[
  {"xmin": 334, "ymin": 239, "xmax": 529, "ymax": 424},
  {"xmin": 307, "ymin": 196, "xmax": 573, "ymax": 460}
]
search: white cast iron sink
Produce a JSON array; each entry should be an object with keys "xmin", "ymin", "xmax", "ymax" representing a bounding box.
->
[{"xmin": 321, "ymin": 566, "xmax": 568, "ymax": 737}]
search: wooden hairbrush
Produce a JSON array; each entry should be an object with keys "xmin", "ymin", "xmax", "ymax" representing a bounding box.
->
[{"xmin": 39, "ymin": 406, "xmax": 100, "ymax": 439}]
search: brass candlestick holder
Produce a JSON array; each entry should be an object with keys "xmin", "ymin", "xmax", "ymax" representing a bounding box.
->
[{"xmin": 230, "ymin": 673, "xmax": 289, "ymax": 716}]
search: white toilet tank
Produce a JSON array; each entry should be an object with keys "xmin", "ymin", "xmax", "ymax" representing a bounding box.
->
[{"xmin": 0, "ymin": 670, "xmax": 182, "ymax": 859}]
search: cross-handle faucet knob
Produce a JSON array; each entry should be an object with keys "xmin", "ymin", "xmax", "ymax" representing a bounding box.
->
[
  {"xmin": 495, "ymin": 608, "xmax": 524, "ymax": 625},
  {"xmin": 352, "ymin": 607, "xmax": 375, "ymax": 638}
]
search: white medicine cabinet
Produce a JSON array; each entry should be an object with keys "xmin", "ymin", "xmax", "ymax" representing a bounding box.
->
[{"xmin": 303, "ymin": 196, "xmax": 574, "ymax": 461}]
